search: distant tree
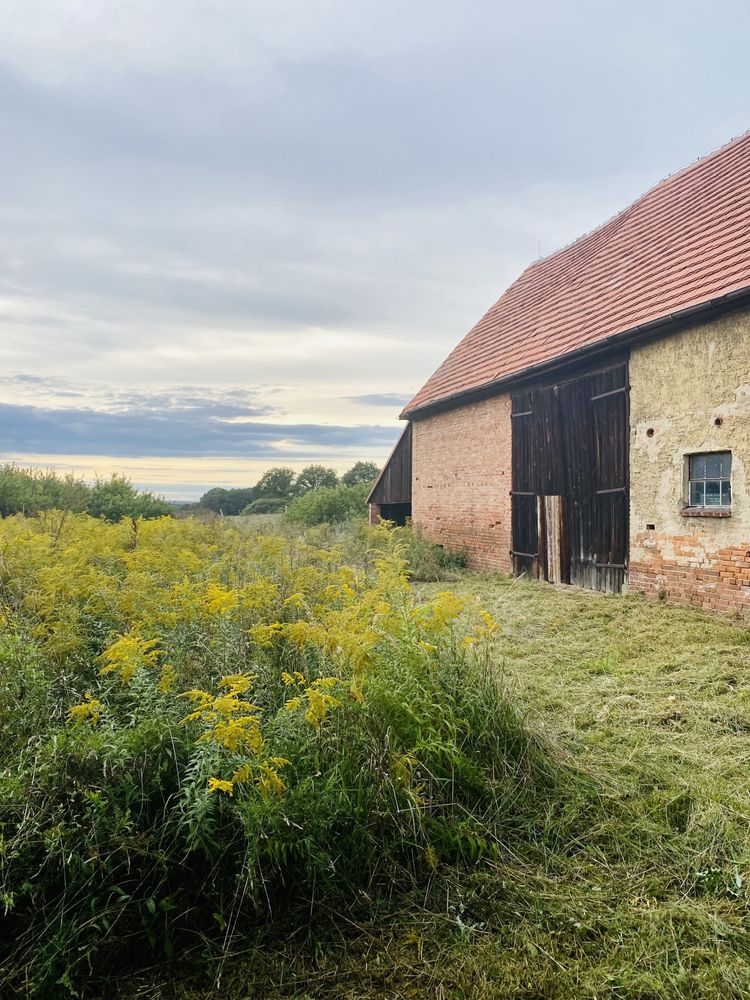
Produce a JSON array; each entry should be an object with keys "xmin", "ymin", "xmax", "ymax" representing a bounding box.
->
[
  {"xmin": 89, "ymin": 474, "xmax": 171, "ymax": 523},
  {"xmin": 37, "ymin": 470, "xmax": 90, "ymax": 513},
  {"xmin": 294, "ymin": 465, "xmax": 339, "ymax": 496},
  {"xmin": 255, "ymin": 467, "xmax": 296, "ymax": 500},
  {"xmin": 224, "ymin": 487, "xmax": 256, "ymax": 514},
  {"xmin": 199, "ymin": 487, "xmax": 230, "ymax": 513},
  {"xmin": 341, "ymin": 461, "xmax": 380, "ymax": 488},
  {"xmin": 285, "ymin": 482, "xmax": 370, "ymax": 526}
]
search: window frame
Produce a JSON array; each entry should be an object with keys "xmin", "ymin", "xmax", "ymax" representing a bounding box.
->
[{"xmin": 684, "ymin": 450, "xmax": 732, "ymax": 512}]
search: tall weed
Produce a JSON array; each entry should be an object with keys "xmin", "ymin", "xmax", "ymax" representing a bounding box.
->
[{"xmin": 0, "ymin": 515, "xmax": 559, "ymax": 995}]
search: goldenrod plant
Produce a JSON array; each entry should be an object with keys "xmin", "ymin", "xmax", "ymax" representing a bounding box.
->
[{"xmin": 0, "ymin": 514, "xmax": 553, "ymax": 994}]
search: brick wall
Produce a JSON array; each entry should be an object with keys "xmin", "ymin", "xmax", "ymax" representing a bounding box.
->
[
  {"xmin": 630, "ymin": 532, "xmax": 750, "ymax": 613},
  {"xmin": 411, "ymin": 395, "xmax": 512, "ymax": 572}
]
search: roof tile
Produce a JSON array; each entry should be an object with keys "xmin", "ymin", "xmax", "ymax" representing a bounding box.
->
[{"xmin": 404, "ymin": 131, "xmax": 750, "ymax": 415}]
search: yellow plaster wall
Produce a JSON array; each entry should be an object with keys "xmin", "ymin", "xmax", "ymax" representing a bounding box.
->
[{"xmin": 629, "ymin": 308, "xmax": 750, "ymax": 571}]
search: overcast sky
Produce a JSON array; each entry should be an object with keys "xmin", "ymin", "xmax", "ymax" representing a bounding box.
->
[{"xmin": 1, "ymin": 1, "xmax": 749, "ymax": 498}]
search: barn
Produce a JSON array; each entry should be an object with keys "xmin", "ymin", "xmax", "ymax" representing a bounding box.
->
[{"xmin": 369, "ymin": 132, "xmax": 750, "ymax": 613}]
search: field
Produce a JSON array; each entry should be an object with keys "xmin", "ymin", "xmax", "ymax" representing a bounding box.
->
[{"xmin": 2, "ymin": 515, "xmax": 750, "ymax": 998}]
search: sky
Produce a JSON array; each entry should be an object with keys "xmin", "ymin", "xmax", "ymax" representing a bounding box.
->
[{"xmin": 1, "ymin": 1, "xmax": 749, "ymax": 499}]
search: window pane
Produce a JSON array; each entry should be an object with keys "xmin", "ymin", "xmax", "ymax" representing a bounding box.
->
[
  {"xmin": 706, "ymin": 453, "xmax": 721, "ymax": 478},
  {"xmin": 722, "ymin": 480, "xmax": 732, "ymax": 506},
  {"xmin": 705, "ymin": 480, "xmax": 721, "ymax": 505},
  {"xmin": 722, "ymin": 452, "xmax": 732, "ymax": 476},
  {"xmin": 690, "ymin": 481, "xmax": 704, "ymax": 507},
  {"xmin": 690, "ymin": 455, "xmax": 706, "ymax": 479}
]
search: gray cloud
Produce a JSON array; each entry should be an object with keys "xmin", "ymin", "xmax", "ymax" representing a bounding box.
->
[
  {"xmin": 346, "ymin": 393, "xmax": 413, "ymax": 407},
  {"xmin": 0, "ymin": 400, "xmax": 399, "ymax": 458}
]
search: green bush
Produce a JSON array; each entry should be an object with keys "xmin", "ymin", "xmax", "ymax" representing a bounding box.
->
[
  {"xmin": 0, "ymin": 465, "xmax": 171, "ymax": 522},
  {"xmin": 242, "ymin": 496, "xmax": 288, "ymax": 515},
  {"xmin": 88, "ymin": 474, "xmax": 172, "ymax": 522},
  {"xmin": 0, "ymin": 464, "xmax": 89, "ymax": 517},
  {"xmin": 285, "ymin": 482, "xmax": 370, "ymax": 526}
]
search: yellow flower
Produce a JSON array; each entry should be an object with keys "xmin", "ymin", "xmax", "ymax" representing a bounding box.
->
[
  {"xmin": 157, "ymin": 663, "xmax": 177, "ymax": 694},
  {"xmin": 203, "ymin": 582, "xmax": 238, "ymax": 616},
  {"xmin": 281, "ymin": 670, "xmax": 306, "ymax": 687},
  {"xmin": 207, "ymin": 777, "xmax": 234, "ymax": 795},
  {"xmin": 68, "ymin": 693, "xmax": 103, "ymax": 727},
  {"xmin": 256, "ymin": 761, "xmax": 288, "ymax": 797},
  {"xmin": 99, "ymin": 633, "xmax": 160, "ymax": 683},
  {"xmin": 304, "ymin": 684, "xmax": 341, "ymax": 729},
  {"xmin": 218, "ymin": 673, "xmax": 256, "ymax": 695}
]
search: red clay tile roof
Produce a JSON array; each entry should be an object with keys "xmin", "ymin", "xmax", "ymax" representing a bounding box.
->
[{"xmin": 403, "ymin": 131, "xmax": 750, "ymax": 416}]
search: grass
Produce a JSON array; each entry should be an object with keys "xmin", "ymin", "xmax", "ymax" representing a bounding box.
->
[{"xmin": 122, "ymin": 572, "xmax": 750, "ymax": 999}]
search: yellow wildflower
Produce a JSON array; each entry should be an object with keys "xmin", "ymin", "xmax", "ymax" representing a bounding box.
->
[
  {"xmin": 99, "ymin": 633, "xmax": 160, "ymax": 683},
  {"xmin": 207, "ymin": 777, "xmax": 234, "ymax": 795},
  {"xmin": 157, "ymin": 663, "xmax": 177, "ymax": 694},
  {"xmin": 304, "ymin": 684, "xmax": 341, "ymax": 729},
  {"xmin": 203, "ymin": 582, "xmax": 238, "ymax": 616},
  {"xmin": 68, "ymin": 693, "xmax": 103, "ymax": 727},
  {"xmin": 281, "ymin": 671, "xmax": 306, "ymax": 687}
]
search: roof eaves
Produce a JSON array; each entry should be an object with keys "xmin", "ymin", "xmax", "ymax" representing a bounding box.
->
[{"xmin": 400, "ymin": 283, "xmax": 750, "ymax": 421}]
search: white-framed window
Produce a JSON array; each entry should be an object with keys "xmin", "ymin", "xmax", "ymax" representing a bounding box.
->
[{"xmin": 686, "ymin": 451, "xmax": 732, "ymax": 508}]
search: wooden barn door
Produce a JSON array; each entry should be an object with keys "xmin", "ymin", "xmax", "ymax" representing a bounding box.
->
[{"xmin": 511, "ymin": 363, "xmax": 628, "ymax": 593}]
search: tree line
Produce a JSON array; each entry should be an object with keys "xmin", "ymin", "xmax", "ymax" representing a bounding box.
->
[
  {"xmin": 0, "ymin": 460, "xmax": 382, "ymax": 527},
  {"xmin": 196, "ymin": 461, "xmax": 380, "ymax": 516},
  {"xmin": 0, "ymin": 465, "xmax": 172, "ymax": 522}
]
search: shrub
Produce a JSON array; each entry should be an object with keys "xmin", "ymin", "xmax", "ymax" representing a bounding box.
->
[
  {"xmin": 0, "ymin": 515, "xmax": 557, "ymax": 994},
  {"xmin": 88, "ymin": 474, "xmax": 172, "ymax": 522},
  {"xmin": 242, "ymin": 496, "xmax": 288, "ymax": 515},
  {"xmin": 285, "ymin": 482, "xmax": 370, "ymax": 526},
  {"xmin": 0, "ymin": 465, "xmax": 171, "ymax": 522}
]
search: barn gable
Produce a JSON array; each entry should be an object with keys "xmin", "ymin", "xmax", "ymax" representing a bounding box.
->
[{"xmin": 367, "ymin": 423, "xmax": 412, "ymax": 525}]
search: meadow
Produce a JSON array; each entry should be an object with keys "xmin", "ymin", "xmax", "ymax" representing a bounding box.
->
[{"xmin": 2, "ymin": 513, "xmax": 750, "ymax": 998}]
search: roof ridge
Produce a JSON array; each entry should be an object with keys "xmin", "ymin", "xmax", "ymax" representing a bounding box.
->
[{"xmin": 526, "ymin": 128, "xmax": 750, "ymax": 271}]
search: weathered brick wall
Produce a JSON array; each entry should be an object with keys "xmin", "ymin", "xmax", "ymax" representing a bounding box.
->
[
  {"xmin": 411, "ymin": 395, "xmax": 512, "ymax": 572},
  {"xmin": 630, "ymin": 535, "xmax": 750, "ymax": 613},
  {"xmin": 629, "ymin": 309, "xmax": 750, "ymax": 614}
]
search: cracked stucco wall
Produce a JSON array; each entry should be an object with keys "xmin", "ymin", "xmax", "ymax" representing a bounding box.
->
[{"xmin": 629, "ymin": 308, "xmax": 750, "ymax": 569}]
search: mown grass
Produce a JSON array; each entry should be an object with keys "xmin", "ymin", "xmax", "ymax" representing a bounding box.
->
[{"xmin": 125, "ymin": 573, "xmax": 750, "ymax": 999}]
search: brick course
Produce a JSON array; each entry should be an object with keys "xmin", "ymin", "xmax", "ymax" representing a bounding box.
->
[
  {"xmin": 411, "ymin": 395, "xmax": 511, "ymax": 572},
  {"xmin": 629, "ymin": 532, "xmax": 750, "ymax": 614}
]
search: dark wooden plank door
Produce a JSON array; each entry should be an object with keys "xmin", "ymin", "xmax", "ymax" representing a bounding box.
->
[{"xmin": 511, "ymin": 363, "xmax": 628, "ymax": 593}]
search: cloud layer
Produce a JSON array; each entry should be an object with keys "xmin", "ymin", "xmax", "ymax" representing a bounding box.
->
[{"xmin": 1, "ymin": 1, "xmax": 749, "ymax": 494}]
